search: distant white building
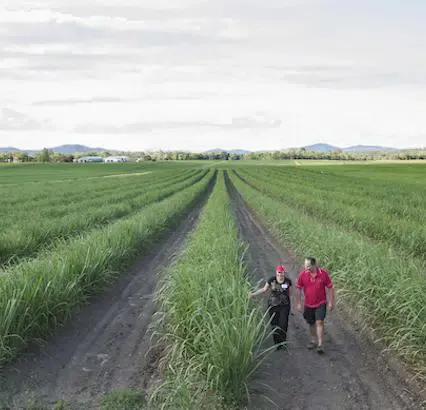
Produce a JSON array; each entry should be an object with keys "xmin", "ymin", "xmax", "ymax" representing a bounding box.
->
[
  {"xmin": 77, "ymin": 156, "xmax": 104, "ymax": 163},
  {"xmin": 104, "ymin": 156, "xmax": 129, "ymax": 163}
]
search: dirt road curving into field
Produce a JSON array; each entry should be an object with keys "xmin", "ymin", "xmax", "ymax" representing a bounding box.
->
[
  {"xmin": 225, "ymin": 173, "xmax": 424, "ymax": 410},
  {"xmin": 0, "ymin": 185, "xmax": 213, "ymax": 409}
]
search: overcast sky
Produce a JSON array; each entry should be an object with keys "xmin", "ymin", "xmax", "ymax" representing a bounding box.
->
[{"xmin": 1, "ymin": 0, "xmax": 426, "ymax": 151}]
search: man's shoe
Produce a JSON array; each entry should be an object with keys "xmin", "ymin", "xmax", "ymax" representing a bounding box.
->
[
  {"xmin": 317, "ymin": 345, "xmax": 325, "ymax": 354},
  {"xmin": 307, "ymin": 342, "xmax": 316, "ymax": 350}
]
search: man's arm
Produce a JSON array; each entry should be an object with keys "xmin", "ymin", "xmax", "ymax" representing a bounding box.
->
[
  {"xmin": 327, "ymin": 287, "xmax": 335, "ymax": 311},
  {"xmin": 295, "ymin": 288, "xmax": 303, "ymax": 311},
  {"xmin": 323, "ymin": 270, "xmax": 335, "ymax": 311},
  {"xmin": 295, "ymin": 273, "xmax": 303, "ymax": 311}
]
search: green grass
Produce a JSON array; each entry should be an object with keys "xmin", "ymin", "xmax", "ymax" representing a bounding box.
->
[
  {"xmin": 148, "ymin": 171, "xmax": 271, "ymax": 409},
  {"xmin": 0, "ymin": 169, "xmax": 207, "ymax": 266},
  {"xmin": 1, "ymin": 161, "xmax": 424, "ymax": 405},
  {"xmin": 0, "ymin": 391, "xmax": 71, "ymax": 410},
  {"xmin": 0, "ymin": 171, "xmax": 214, "ymax": 365},
  {"xmin": 100, "ymin": 389, "xmax": 147, "ymax": 410},
  {"xmin": 235, "ymin": 165, "xmax": 426, "ymax": 259},
  {"xmin": 324, "ymin": 163, "xmax": 426, "ymax": 185},
  {"xmin": 0, "ymin": 162, "xmax": 204, "ymax": 184},
  {"xmin": 228, "ymin": 171, "xmax": 426, "ymax": 383},
  {"xmin": 0, "ymin": 168, "xmax": 198, "ymax": 212}
]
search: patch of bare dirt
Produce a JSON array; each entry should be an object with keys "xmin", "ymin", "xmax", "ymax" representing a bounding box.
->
[
  {"xmin": 225, "ymin": 172, "xmax": 424, "ymax": 410},
  {"xmin": 0, "ymin": 181, "xmax": 213, "ymax": 410},
  {"xmin": 96, "ymin": 172, "xmax": 152, "ymax": 179}
]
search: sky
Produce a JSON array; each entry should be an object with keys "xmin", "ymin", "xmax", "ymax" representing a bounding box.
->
[{"xmin": 1, "ymin": 0, "xmax": 426, "ymax": 152}]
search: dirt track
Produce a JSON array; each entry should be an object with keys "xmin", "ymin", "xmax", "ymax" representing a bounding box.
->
[
  {"xmin": 0, "ymin": 185, "xmax": 212, "ymax": 409},
  {"xmin": 225, "ymin": 173, "xmax": 424, "ymax": 410}
]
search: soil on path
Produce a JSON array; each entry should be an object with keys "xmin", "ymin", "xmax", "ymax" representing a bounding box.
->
[
  {"xmin": 0, "ymin": 183, "xmax": 213, "ymax": 410},
  {"xmin": 225, "ymin": 172, "xmax": 424, "ymax": 410}
]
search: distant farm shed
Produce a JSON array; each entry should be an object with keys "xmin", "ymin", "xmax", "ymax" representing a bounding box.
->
[
  {"xmin": 104, "ymin": 156, "xmax": 129, "ymax": 163},
  {"xmin": 77, "ymin": 156, "xmax": 104, "ymax": 163}
]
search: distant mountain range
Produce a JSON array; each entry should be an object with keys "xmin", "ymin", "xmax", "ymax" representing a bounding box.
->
[
  {"xmin": 204, "ymin": 145, "xmax": 401, "ymax": 153},
  {"xmin": 302, "ymin": 143, "xmax": 399, "ymax": 152},
  {"xmin": 204, "ymin": 148, "xmax": 251, "ymax": 155},
  {"xmin": 0, "ymin": 144, "xmax": 110, "ymax": 154},
  {"xmin": 50, "ymin": 144, "xmax": 108, "ymax": 153},
  {"xmin": 0, "ymin": 143, "xmax": 414, "ymax": 155},
  {"xmin": 343, "ymin": 144, "xmax": 399, "ymax": 152},
  {"xmin": 0, "ymin": 146, "xmax": 20, "ymax": 153},
  {"xmin": 0, "ymin": 145, "xmax": 252, "ymax": 155}
]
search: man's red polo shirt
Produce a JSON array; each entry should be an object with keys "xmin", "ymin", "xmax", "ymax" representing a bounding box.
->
[{"xmin": 296, "ymin": 268, "xmax": 333, "ymax": 308}]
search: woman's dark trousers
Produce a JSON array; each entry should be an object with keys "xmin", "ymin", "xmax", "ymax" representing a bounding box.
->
[{"xmin": 269, "ymin": 304, "xmax": 290, "ymax": 346}]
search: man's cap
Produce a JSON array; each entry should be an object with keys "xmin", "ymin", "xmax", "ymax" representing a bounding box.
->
[{"xmin": 276, "ymin": 264, "xmax": 286, "ymax": 272}]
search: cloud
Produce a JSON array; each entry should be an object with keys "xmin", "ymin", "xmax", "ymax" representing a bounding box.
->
[
  {"xmin": 3, "ymin": 21, "xmax": 218, "ymax": 48},
  {"xmin": 33, "ymin": 97, "xmax": 129, "ymax": 106},
  {"xmin": 74, "ymin": 116, "xmax": 282, "ymax": 134},
  {"xmin": 0, "ymin": 108, "xmax": 53, "ymax": 131},
  {"xmin": 8, "ymin": 0, "xmax": 314, "ymax": 20},
  {"xmin": 1, "ymin": 8, "xmax": 245, "ymax": 50},
  {"xmin": 279, "ymin": 67, "xmax": 426, "ymax": 89},
  {"xmin": 1, "ymin": 0, "xmax": 426, "ymax": 150},
  {"xmin": 32, "ymin": 92, "xmax": 220, "ymax": 106}
]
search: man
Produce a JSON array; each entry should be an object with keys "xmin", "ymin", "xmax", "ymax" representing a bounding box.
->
[
  {"xmin": 295, "ymin": 257, "xmax": 335, "ymax": 354},
  {"xmin": 249, "ymin": 264, "xmax": 292, "ymax": 351}
]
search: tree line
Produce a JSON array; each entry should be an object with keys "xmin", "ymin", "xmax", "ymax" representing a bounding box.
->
[{"xmin": 1, "ymin": 148, "xmax": 425, "ymax": 163}]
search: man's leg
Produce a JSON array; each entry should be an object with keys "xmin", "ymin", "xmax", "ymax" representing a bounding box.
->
[
  {"xmin": 303, "ymin": 306, "xmax": 316, "ymax": 348},
  {"xmin": 315, "ymin": 304, "xmax": 327, "ymax": 353},
  {"xmin": 310, "ymin": 324, "xmax": 317, "ymax": 343},
  {"xmin": 316, "ymin": 320, "xmax": 324, "ymax": 346}
]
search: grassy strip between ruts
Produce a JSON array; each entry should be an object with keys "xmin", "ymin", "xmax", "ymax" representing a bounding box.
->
[
  {"xmin": 228, "ymin": 171, "xmax": 426, "ymax": 385},
  {"xmin": 0, "ymin": 169, "xmax": 207, "ymax": 267},
  {"xmin": 0, "ymin": 170, "xmax": 214, "ymax": 366},
  {"xmin": 235, "ymin": 168, "xmax": 425, "ymax": 259},
  {"xmin": 0, "ymin": 168, "xmax": 198, "ymax": 215},
  {"xmin": 148, "ymin": 171, "xmax": 271, "ymax": 409}
]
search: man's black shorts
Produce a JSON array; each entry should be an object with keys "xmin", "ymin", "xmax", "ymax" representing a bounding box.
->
[{"xmin": 303, "ymin": 303, "xmax": 327, "ymax": 324}]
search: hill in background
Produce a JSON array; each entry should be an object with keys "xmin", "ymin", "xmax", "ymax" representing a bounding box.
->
[
  {"xmin": 302, "ymin": 143, "xmax": 399, "ymax": 152},
  {"xmin": 204, "ymin": 148, "xmax": 251, "ymax": 155},
  {"xmin": 0, "ymin": 145, "xmax": 109, "ymax": 154}
]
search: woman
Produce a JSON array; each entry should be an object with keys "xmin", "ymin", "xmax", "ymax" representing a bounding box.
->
[{"xmin": 249, "ymin": 264, "xmax": 292, "ymax": 350}]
